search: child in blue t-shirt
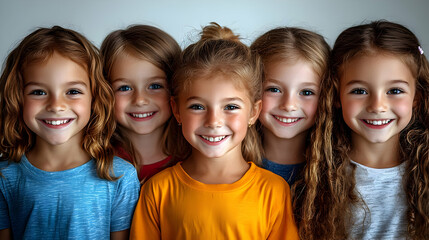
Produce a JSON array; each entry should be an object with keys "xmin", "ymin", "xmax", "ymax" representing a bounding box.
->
[{"xmin": 0, "ymin": 26, "xmax": 140, "ymax": 240}]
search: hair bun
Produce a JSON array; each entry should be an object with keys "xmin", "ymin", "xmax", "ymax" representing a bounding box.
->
[{"xmin": 200, "ymin": 22, "xmax": 240, "ymax": 42}]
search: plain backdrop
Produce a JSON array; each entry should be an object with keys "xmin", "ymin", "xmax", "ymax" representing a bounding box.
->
[{"xmin": 1, "ymin": 0, "xmax": 428, "ymax": 65}]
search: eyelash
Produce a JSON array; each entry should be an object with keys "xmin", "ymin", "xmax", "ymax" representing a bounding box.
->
[
  {"xmin": 188, "ymin": 104, "xmax": 241, "ymax": 111},
  {"xmin": 300, "ymin": 89, "xmax": 315, "ymax": 96},
  {"xmin": 117, "ymin": 85, "xmax": 132, "ymax": 92},
  {"xmin": 350, "ymin": 88, "xmax": 368, "ymax": 95},
  {"xmin": 149, "ymin": 83, "xmax": 163, "ymax": 89},
  {"xmin": 266, "ymin": 87, "xmax": 281, "ymax": 93},
  {"xmin": 29, "ymin": 90, "xmax": 46, "ymax": 95},
  {"xmin": 387, "ymin": 88, "xmax": 404, "ymax": 94}
]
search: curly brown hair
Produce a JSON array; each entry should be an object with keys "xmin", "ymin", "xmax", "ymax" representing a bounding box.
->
[
  {"xmin": 295, "ymin": 20, "xmax": 429, "ymax": 239},
  {"xmin": 0, "ymin": 26, "xmax": 117, "ymax": 180}
]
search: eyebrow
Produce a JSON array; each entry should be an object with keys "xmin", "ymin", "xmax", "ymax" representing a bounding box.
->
[
  {"xmin": 112, "ymin": 76, "xmax": 166, "ymax": 84},
  {"xmin": 265, "ymin": 78, "xmax": 319, "ymax": 87},
  {"xmin": 345, "ymin": 79, "xmax": 410, "ymax": 86},
  {"xmin": 24, "ymin": 80, "xmax": 89, "ymax": 88},
  {"xmin": 186, "ymin": 96, "xmax": 245, "ymax": 103}
]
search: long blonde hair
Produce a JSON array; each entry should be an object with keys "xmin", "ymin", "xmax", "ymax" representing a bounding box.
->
[
  {"xmin": 0, "ymin": 26, "xmax": 117, "ymax": 180},
  {"xmin": 169, "ymin": 22, "xmax": 263, "ymax": 164}
]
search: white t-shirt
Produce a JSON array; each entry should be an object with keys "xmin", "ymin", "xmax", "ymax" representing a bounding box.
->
[{"xmin": 349, "ymin": 160, "xmax": 407, "ymax": 240}]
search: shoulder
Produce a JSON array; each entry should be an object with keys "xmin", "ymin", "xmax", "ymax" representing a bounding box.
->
[
  {"xmin": 252, "ymin": 164, "xmax": 290, "ymax": 192},
  {"xmin": 111, "ymin": 156, "xmax": 138, "ymax": 181},
  {"xmin": 0, "ymin": 160, "xmax": 22, "ymax": 178}
]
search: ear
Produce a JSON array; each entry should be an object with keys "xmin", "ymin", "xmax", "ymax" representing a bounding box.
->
[
  {"xmin": 170, "ymin": 97, "xmax": 181, "ymax": 124},
  {"xmin": 249, "ymin": 100, "xmax": 262, "ymax": 125}
]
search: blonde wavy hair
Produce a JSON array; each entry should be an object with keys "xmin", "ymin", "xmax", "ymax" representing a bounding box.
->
[
  {"xmin": 296, "ymin": 20, "xmax": 429, "ymax": 239},
  {"xmin": 0, "ymin": 26, "xmax": 117, "ymax": 180},
  {"xmin": 169, "ymin": 22, "xmax": 263, "ymax": 164},
  {"xmin": 100, "ymin": 25, "xmax": 181, "ymax": 172}
]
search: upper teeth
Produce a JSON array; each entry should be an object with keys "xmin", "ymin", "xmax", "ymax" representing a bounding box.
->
[
  {"xmin": 132, "ymin": 112, "xmax": 154, "ymax": 118},
  {"xmin": 45, "ymin": 119, "xmax": 70, "ymax": 125},
  {"xmin": 275, "ymin": 116, "xmax": 299, "ymax": 123},
  {"xmin": 201, "ymin": 135, "xmax": 226, "ymax": 142},
  {"xmin": 365, "ymin": 119, "xmax": 391, "ymax": 125}
]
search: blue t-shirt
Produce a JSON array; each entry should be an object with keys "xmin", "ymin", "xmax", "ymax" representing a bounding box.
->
[
  {"xmin": 0, "ymin": 155, "xmax": 140, "ymax": 239},
  {"xmin": 262, "ymin": 158, "xmax": 305, "ymax": 185}
]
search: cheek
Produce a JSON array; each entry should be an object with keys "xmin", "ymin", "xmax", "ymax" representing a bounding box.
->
[
  {"xmin": 393, "ymin": 98, "xmax": 414, "ymax": 121},
  {"xmin": 22, "ymin": 100, "xmax": 37, "ymax": 125},
  {"xmin": 114, "ymin": 95, "xmax": 128, "ymax": 119},
  {"xmin": 302, "ymin": 98, "xmax": 318, "ymax": 122},
  {"xmin": 261, "ymin": 95, "xmax": 277, "ymax": 114}
]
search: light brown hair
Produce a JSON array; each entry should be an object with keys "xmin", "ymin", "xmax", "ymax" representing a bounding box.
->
[
  {"xmin": 169, "ymin": 22, "xmax": 263, "ymax": 164},
  {"xmin": 0, "ymin": 26, "xmax": 117, "ymax": 180},
  {"xmin": 101, "ymin": 25, "xmax": 181, "ymax": 171}
]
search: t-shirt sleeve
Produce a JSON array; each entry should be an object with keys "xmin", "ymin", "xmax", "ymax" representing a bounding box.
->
[
  {"xmin": 0, "ymin": 189, "xmax": 10, "ymax": 230},
  {"xmin": 110, "ymin": 165, "xmax": 140, "ymax": 232},
  {"xmin": 130, "ymin": 181, "xmax": 161, "ymax": 239},
  {"xmin": 268, "ymin": 181, "xmax": 299, "ymax": 240}
]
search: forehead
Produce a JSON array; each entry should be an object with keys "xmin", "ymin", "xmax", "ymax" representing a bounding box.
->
[
  {"xmin": 340, "ymin": 53, "xmax": 415, "ymax": 86},
  {"xmin": 24, "ymin": 52, "xmax": 89, "ymax": 84},
  {"xmin": 181, "ymin": 75, "xmax": 250, "ymax": 101}
]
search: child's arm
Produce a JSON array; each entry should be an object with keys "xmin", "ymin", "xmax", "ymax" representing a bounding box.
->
[
  {"xmin": 0, "ymin": 228, "xmax": 11, "ymax": 240},
  {"xmin": 110, "ymin": 229, "xmax": 129, "ymax": 240},
  {"xmin": 130, "ymin": 181, "xmax": 161, "ymax": 239}
]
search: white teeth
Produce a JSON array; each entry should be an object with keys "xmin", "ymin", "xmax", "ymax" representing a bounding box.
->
[
  {"xmin": 131, "ymin": 112, "xmax": 154, "ymax": 118},
  {"xmin": 275, "ymin": 116, "xmax": 299, "ymax": 123},
  {"xmin": 44, "ymin": 119, "xmax": 70, "ymax": 125},
  {"xmin": 201, "ymin": 135, "xmax": 227, "ymax": 142},
  {"xmin": 365, "ymin": 119, "xmax": 391, "ymax": 125}
]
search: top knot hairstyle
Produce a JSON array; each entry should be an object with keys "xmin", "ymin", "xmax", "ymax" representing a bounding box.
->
[
  {"xmin": 0, "ymin": 26, "xmax": 117, "ymax": 180},
  {"xmin": 296, "ymin": 20, "xmax": 429, "ymax": 240},
  {"xmin": 168, "ymin": 22, "xmax": 263, "ymax": 164}
]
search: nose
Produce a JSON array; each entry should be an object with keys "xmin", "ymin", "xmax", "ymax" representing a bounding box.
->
[
  {"xmin": 133, "ymin": 91, "xmax": 149, "ymax": 106},
  {"xmin": 205, "ymin": 108, "xmax": 223, "ymax": 128},
  {"xmin": 280, "ymin": 93, "xmax": 298, "ymax": 112},
  {"xmin": 46, "ymin": 95, "xmax": 66, "ymax": 112},
  {"xmin": 367, "ymin": 93, "xmax": 388, "ymax": 113}
]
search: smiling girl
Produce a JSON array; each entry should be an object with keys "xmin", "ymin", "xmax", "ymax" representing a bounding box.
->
[
  {"xmin": 296, "ymin": 21, "xmax": 429, "ymax": 240},
  {"xmin": 101, "ymin": 25, "xmax": 181, "ymax": 181},
  {"xmin": 0, "ymin": 26, "xmax": 139, "ymax": 240},
  {"xmin": 130, "ymin": 22, "xmax": 298, "ymax": 240}
]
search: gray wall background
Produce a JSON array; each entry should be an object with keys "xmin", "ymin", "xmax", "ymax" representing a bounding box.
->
[{"xmin": 1, "ymin": 0, "xmax": 428, "ymax": 65}]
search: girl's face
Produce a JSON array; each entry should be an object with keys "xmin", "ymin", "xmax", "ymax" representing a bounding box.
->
[
  {"xmin": 339, "ymin": 53, "xmax": 416, "ymax": 144},
  {"xmin": 172, "ymin": 75, "xmax": 261, "ymax": 159},
  {"xmin": 23, "ymin": 51, "xmax": 92, "ymax": 146},
  {"xmin": 110, "ymin": 52, "xmax": 171, "ymax": 136},
  {"xmin": 259, "ymin": 60, "xmax": 320, "ymax": 139}
]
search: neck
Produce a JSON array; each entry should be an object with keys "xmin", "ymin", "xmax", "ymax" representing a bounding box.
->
[
  {"xmin": 350, "ymin": 133, "xmax": 401, "ymax": 168},
  {"xmin": 181, "ymin": 145, "xmax": 249, "ymax": 184},
  {"xmin": 26, "ymin": 134, "xmax": 90, "ymax": 172},
  {"xmin": 122, "ymin": 126, "xmax": 167, "ymax": 166},
  {"xmin": 262, "ymin": 128, "xmax": 307, "ymax": 164}
]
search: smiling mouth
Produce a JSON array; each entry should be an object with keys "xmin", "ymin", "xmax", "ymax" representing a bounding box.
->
[
  {"xmin": 274, "ymin": 116, "xmax": 300, "ymax": 123},
  {"xmin": 363, "ymin": 119, "xmax": 392, "ymax": 126},
  {"xmin": 129, "ymin": 112, "xmax": 155, "ymax": 118},
  {"xmin": 200, "ymin": 135, "xmax": 227, "ymax": 143},
  {"xmin": 43, "ymin": 119, "xmax": 71, "ymax": 126}
]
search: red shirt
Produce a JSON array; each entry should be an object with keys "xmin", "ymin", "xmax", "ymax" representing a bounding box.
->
[{"xmin": 114, "ymin": 145, "xmax": 172, "ymax": 181}]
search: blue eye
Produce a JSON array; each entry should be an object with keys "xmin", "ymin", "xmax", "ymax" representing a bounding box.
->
[
  {"xmin": 225, "ymin": 104, "xmax": 240, "ymax": 110},
  {"xmin": 118, "ymin": 85, "xmax": 132, "ymax": 91},
  {"xmin": 189, "ymin": 104, "xmax": 204, "ymax": 110},
  {"xmin": 350, "ymin": 88, "xmax": 367, "ymax": 95},
  {"xmin": 149, "ymin": 83, "xmax": 163, "ymax": 89},
  {"xmin": 266, "ymin": 87, "xmax": 281, "ymax": 93},
  {"xmin": 387, "ymin": 88, "xmax": 404, "ymax": 94},
  {"xmin": 300, "ymin": 90, "xmax": 315, "ymax": 96},
  {"xmin": 67, "ymin": 89, "xmax": 82, "ymax": 95},
  {"xmin": 29, "ymin": 90, "xmax": 46, "ymax": 95}
]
